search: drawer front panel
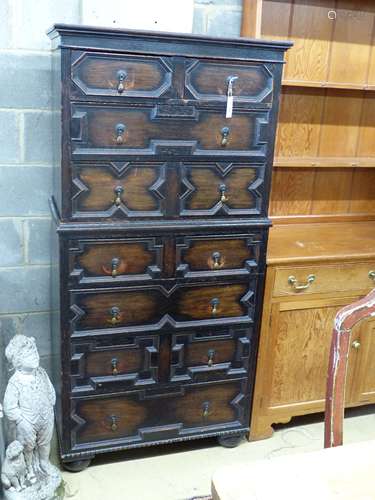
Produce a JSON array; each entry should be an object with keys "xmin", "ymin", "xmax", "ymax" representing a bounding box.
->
[
  {"xmin": 72, "ymin": 379, "xmax": 248, "ymax": 446},
  {"xmin": 170, "ymin": 326, "xmax": 252, "ymax": 383},
  {"xmin": 71, "ymin": 162, "xmax": 166, "ymax": 219},
  {"xmin": 68, "ymin": 237, "xmax": 163, "ymax": 285},
  {"xmin": 71, "ymin": 105, "xmax": 268, "ymax": 157},
  {"xmin": 179, "ymin": 163, "xmax": 265, "ymax": 217},
  {"xmin": 71, "ymin": 51, "xmax": 173, "ymax": 99},
  {"xmin": 70, "ymin": 281, "xmax": 256, "ymax": 333},
  {"xmin": 274, "ymin": 262, "xmax": 375, "ymax": 297},
  {"xmin": 71, "ymin": 334, "xmax": 159, "ymax": 394},
  {"xmin": 185, "ymin": 60, "xmax": 273, "ymax": 105},
  {"xmin": 176, "ymin": 232, "xmax": 264, "ymax": 278}
]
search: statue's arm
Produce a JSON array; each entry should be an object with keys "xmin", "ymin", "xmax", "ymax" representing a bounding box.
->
[{"xmin": 3, "ymin": 381, "xmax": 22, "ymax": 424}]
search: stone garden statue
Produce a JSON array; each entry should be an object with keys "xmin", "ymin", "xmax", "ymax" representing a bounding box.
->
[{"xmin": 1, "ymin": 335, "xmax": 62, "ymax": 499}]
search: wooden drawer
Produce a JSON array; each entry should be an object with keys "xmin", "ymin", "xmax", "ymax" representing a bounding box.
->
[
  {"xmin": 170, "ymin": 326, "xmax": 252, "ymax": 383},
  {"xmin": 71, "ymin": 379, "xmax": 248, "ymax": 446},
  {"xmin": 185, "ymin": 60, "xmax": 273, "ymax": 105},
  {"xmin": 70, "ymin": 51, "xmax": 173, "ymax": 100},
  {"xmin": 71, "ymin": 333, "xmax": 159, "ymax": 394},
  {"xmin": 273, "ymin": 262, "xmax": 375, "ymax": 297},
  {"xmin": 70, "ymin": 281, "xmax": 255, "ymax": 333},
  {"xmin": 70, "ymin": 162, "xmax": 167, "ymax": 219},
  {"xmin": 68, "ymin": 236, "xmax": 163, "ymax": 286},
  {"xmin": 179, "ymin": 163, "xmax": 265, "ymax": 217},
  {"xmin": 71, "ymin": 104, "xmax": 269, "ymax": 158},
  {"xmin": 176, "ymin": 233, "xmax": 264, "ymax": 278},
  {"xmin": 69, "ymin": 161, "xmax": 265, "ymax": 221}
]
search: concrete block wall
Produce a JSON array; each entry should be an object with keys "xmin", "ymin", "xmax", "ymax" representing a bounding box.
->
[{"xmin": 0, "ymin": 0, "xmax": 241, "ymax": 468}]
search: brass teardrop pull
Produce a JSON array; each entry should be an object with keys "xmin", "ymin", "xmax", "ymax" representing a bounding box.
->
[
  {"xmin": 117, "ymin": 70, "xmax": 127, "ymax": 93},
  {"xmin": 221, "ymin": 126, "xmax": 230, "ymax": 147},
  {"xmin": 110, "ymin": 415, "xmax": 118, "ymax": 432},
  {"xmin": 219, "ymin": 184, "xmax": 228, "ymax": 203},
  {"xmin": 115, "ymin": 123, "xmax": 126, "ymax": 144},
  {"xmin": 109, "ymin": 306, "xmax": 121, "ymax": 325},
  {"xmin": 211, "ymin": 298, "xmax": 220, "ymax": 317},
  {"xmin": 114, "ymin": 186, "xmax": 124, "ymax": 206},
  {"xmin": 111, "ymin": 358, "xmax": 119, "ymax": 375},
  {"xmin": 207, "ymin": 349, "xmax": 215, "ymax": 367},
  {"xmin": 211, "ymin": 251, "xmax": 222, "ymax": 269},
  {"xmin": 202, "ymin": 401, "xmax": 210, "ymax": 418},
  {"xmin": 111, "ymin": 257, "xmax": 120, "ymax": 277}
]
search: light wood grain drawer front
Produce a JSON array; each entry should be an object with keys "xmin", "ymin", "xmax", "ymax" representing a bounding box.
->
[
  {"xmin": 273, "ymin": 262, "xmax": 375, "ymax": 297},
  {"xmin": 71, "ymin": 51, "xmax": 173, "ymax": 100},
  {"xmin": 71, "ymin": 104, "xmax": 268, "ymax": 158},
  {"xmin": 71, "ymin": 162, "xmax": 166, "ymax": 220},
  {"xmin": 71, "ymin": 334, "xmax": 159, "ymax": 394},
  {"xmin": 68, "ymin": 237, "xmax": 163, "ymax": 286},
  {"xmin": 72, "ymin": 379, "xmax": 247, "ymax": 446},
  {"xmin": 176, "ymin": 233, "xmax": 264, "ymax": 278},
  {"xmin": 185, "ymin": 60, "xmax": 273, "ymax": 105}
]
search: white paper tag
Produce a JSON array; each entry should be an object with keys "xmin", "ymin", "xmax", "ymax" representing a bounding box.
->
[{"xmin": 226, "ymin": 94, "xmax": 233, "ymax": 118}]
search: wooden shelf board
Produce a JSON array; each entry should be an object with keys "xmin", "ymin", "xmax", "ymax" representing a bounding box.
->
[
  {"xmin": 267, "ymin": 221, "xmax": 375, "ymax": 265},
  {"xmin": 282, "ymin": 80, "xmax": 375, "ymax": 92},
  {"xmin": 273, "ymin": 158, "xmax": 375, "ymax": 168},
  {"xmin": 271, "ymin": 214, "xmax": 375, "ymax": 225}
]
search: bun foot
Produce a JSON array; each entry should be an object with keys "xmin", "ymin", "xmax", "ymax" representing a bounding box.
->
[
  {"xmin": 62, "ymin": 458, "xmax": 92, "ymax": 472},
  {"xmin": 217, "ymin": 433, "xmax": 245, "ymax": 448}
]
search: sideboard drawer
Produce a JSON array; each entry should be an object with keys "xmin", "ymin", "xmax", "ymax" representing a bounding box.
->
[
  {"xmin": 71, "ymin": 51, "xmax": 173, "ymax": 100},
  {"xmin": 72, "ymin": 379, "xmax": 248, "ymax": 446},
  {"xmin": 273, "ymin": 262, "xmax": 375, "ymax": 297},
  {"xmin": 71, "ymin": 104, "xmax": 269, "ymax": 158}
]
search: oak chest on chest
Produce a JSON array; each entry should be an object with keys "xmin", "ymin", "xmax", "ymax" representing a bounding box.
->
[{"xmin": 48, "ymin": 24, "xmax": 290, "ymax": 470}]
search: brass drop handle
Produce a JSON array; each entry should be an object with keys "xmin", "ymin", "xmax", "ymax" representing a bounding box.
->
[
  {"xmin": 369, "ymin": 271, "xmax": 375, "ymax": 281},
  {"xmin": 111, "ymin": 358, "xmax": 119, "ymax": 375},
  {"xmin": 211, "ymin": 298, "xmax": 220, "ymax": 316},
  {"xmin": 114, "ymin": 186, "xmax": 124, "ymax": 206},
  {"xmin": 212, "ymin": 251, "xmax": 222, "ymax": 269},
  {"xmin": 117, "ymin": 70, "xmax": 127, "ymax": 93},
  {"xmin": 110, "ymin": 306, "xmax": 121, "ymax": 325},
  {"xmin": 115, "ymin": 123, "xmax": 126, "ymax": 144},
  {"xmin": 352, "ymin": 340, "xmax": 361, "ymax": 350},
  {"xmin": 219, "ymin": 184, "xmax": 228, "ymax": 203},
  {"xmin": 111, "ymin": 257, "xmax": 120, "ymax": 277},
  {"xmin": 207, "ymin": 349, "xmax": 215, "ymax": 367},
  {"xmin": 288, "ymin": 274, "xmax": 316, "ymax": 291},
  {"xmin": 110, "ymin": 415, "xmax": 118, "ymax": 432},
  {"xmin": 202, "ymin": 401, "xmax": 210, "ymax": 418},
  {"xmin": 221, "ymin": 126, "xmax": 230, "ymax": 147}
]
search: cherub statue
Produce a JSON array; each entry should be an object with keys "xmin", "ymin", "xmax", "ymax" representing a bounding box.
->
[
  {"xmin": 1, "ymin": 441, "xmax": 27, "ymax": 493},
  {"xmin": 3, "ymin": 335, "xmax": 56, "ymax": 482}
]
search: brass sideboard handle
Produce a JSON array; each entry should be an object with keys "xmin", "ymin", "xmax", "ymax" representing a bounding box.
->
[
  {"xmin": 212, "ymin": 251, "xmax": 222, "ymax": 269},
  {"xmin": 110, "ymin": 415, "xmax": 118, "ymax": 432},
  {"xmin": 114, "ymin": 185, "xmax": 124, "ymax": 206},
  {"xmin": 115, "ymin": 123, "xmax": 126, "ymax": 144},
  {"xmin": 111, "ymin": 257, "xmax": 120, "ymax": 277},
  {"xmin": 221, "ymin": 126, "xmax": 230, "ymax": 147},
  {"xmin": 288, "ymin": 274, "xmax": 316, "ymax": 291},
  {"xmin": 211, "ymin": 297, "xmax": 220, "ymax": 316},
  {"xmin": 117, "ymin": 70, "xmax": 127, "ymax": 93},
  {"xmin": 369, "ymin": 271, "xmax": 375, "ymax": 281},
  {"xmin": 219, "ymin": 184, "xmax": 228, "ymax": 203},
  {"xmin": 202, "ymin": 401, "xmax": 210, "ymax": 418},
  {"xmin": 352, "ymin": 340, "xmax": 361, "ymax": 350},
  {"xmin": 207, "ymin": 349, "xmax": 215, "ymax": 367},
  {"xmin": 110, "ymin": 306, "xmax": 121, "ymax": 325},
  {"xmin": 111, "ymin": 358, "xmax": 119, "ymax": 375}
]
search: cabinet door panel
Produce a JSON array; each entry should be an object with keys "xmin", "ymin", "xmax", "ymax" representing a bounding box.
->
[{"xmin": 350, "ymin": 319, "xmax": 375, "ymax": 405}]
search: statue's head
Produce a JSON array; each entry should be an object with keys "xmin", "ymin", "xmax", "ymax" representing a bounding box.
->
[
  {"xmin": 5, "ymin": 335, "xmax": 39, "ymax": 372},
  {"xmin": 6, "ymin": 440, "xmax": 24, "ymax": 461}
]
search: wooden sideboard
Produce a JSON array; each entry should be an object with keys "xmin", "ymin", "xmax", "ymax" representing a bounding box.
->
[{"xmin": 250, "ymin": 222, "xmax": 375, "ymax": 440}]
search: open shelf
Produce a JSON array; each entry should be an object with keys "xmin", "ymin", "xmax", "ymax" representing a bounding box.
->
[{"xmin": 282, "ymin": 80, "xmax": 375, "ymax": 92}]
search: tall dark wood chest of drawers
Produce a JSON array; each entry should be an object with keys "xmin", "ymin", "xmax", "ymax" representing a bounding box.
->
[{"xmin": 48, "ymin": 24, "xmax": 290, "ymax": 470}]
